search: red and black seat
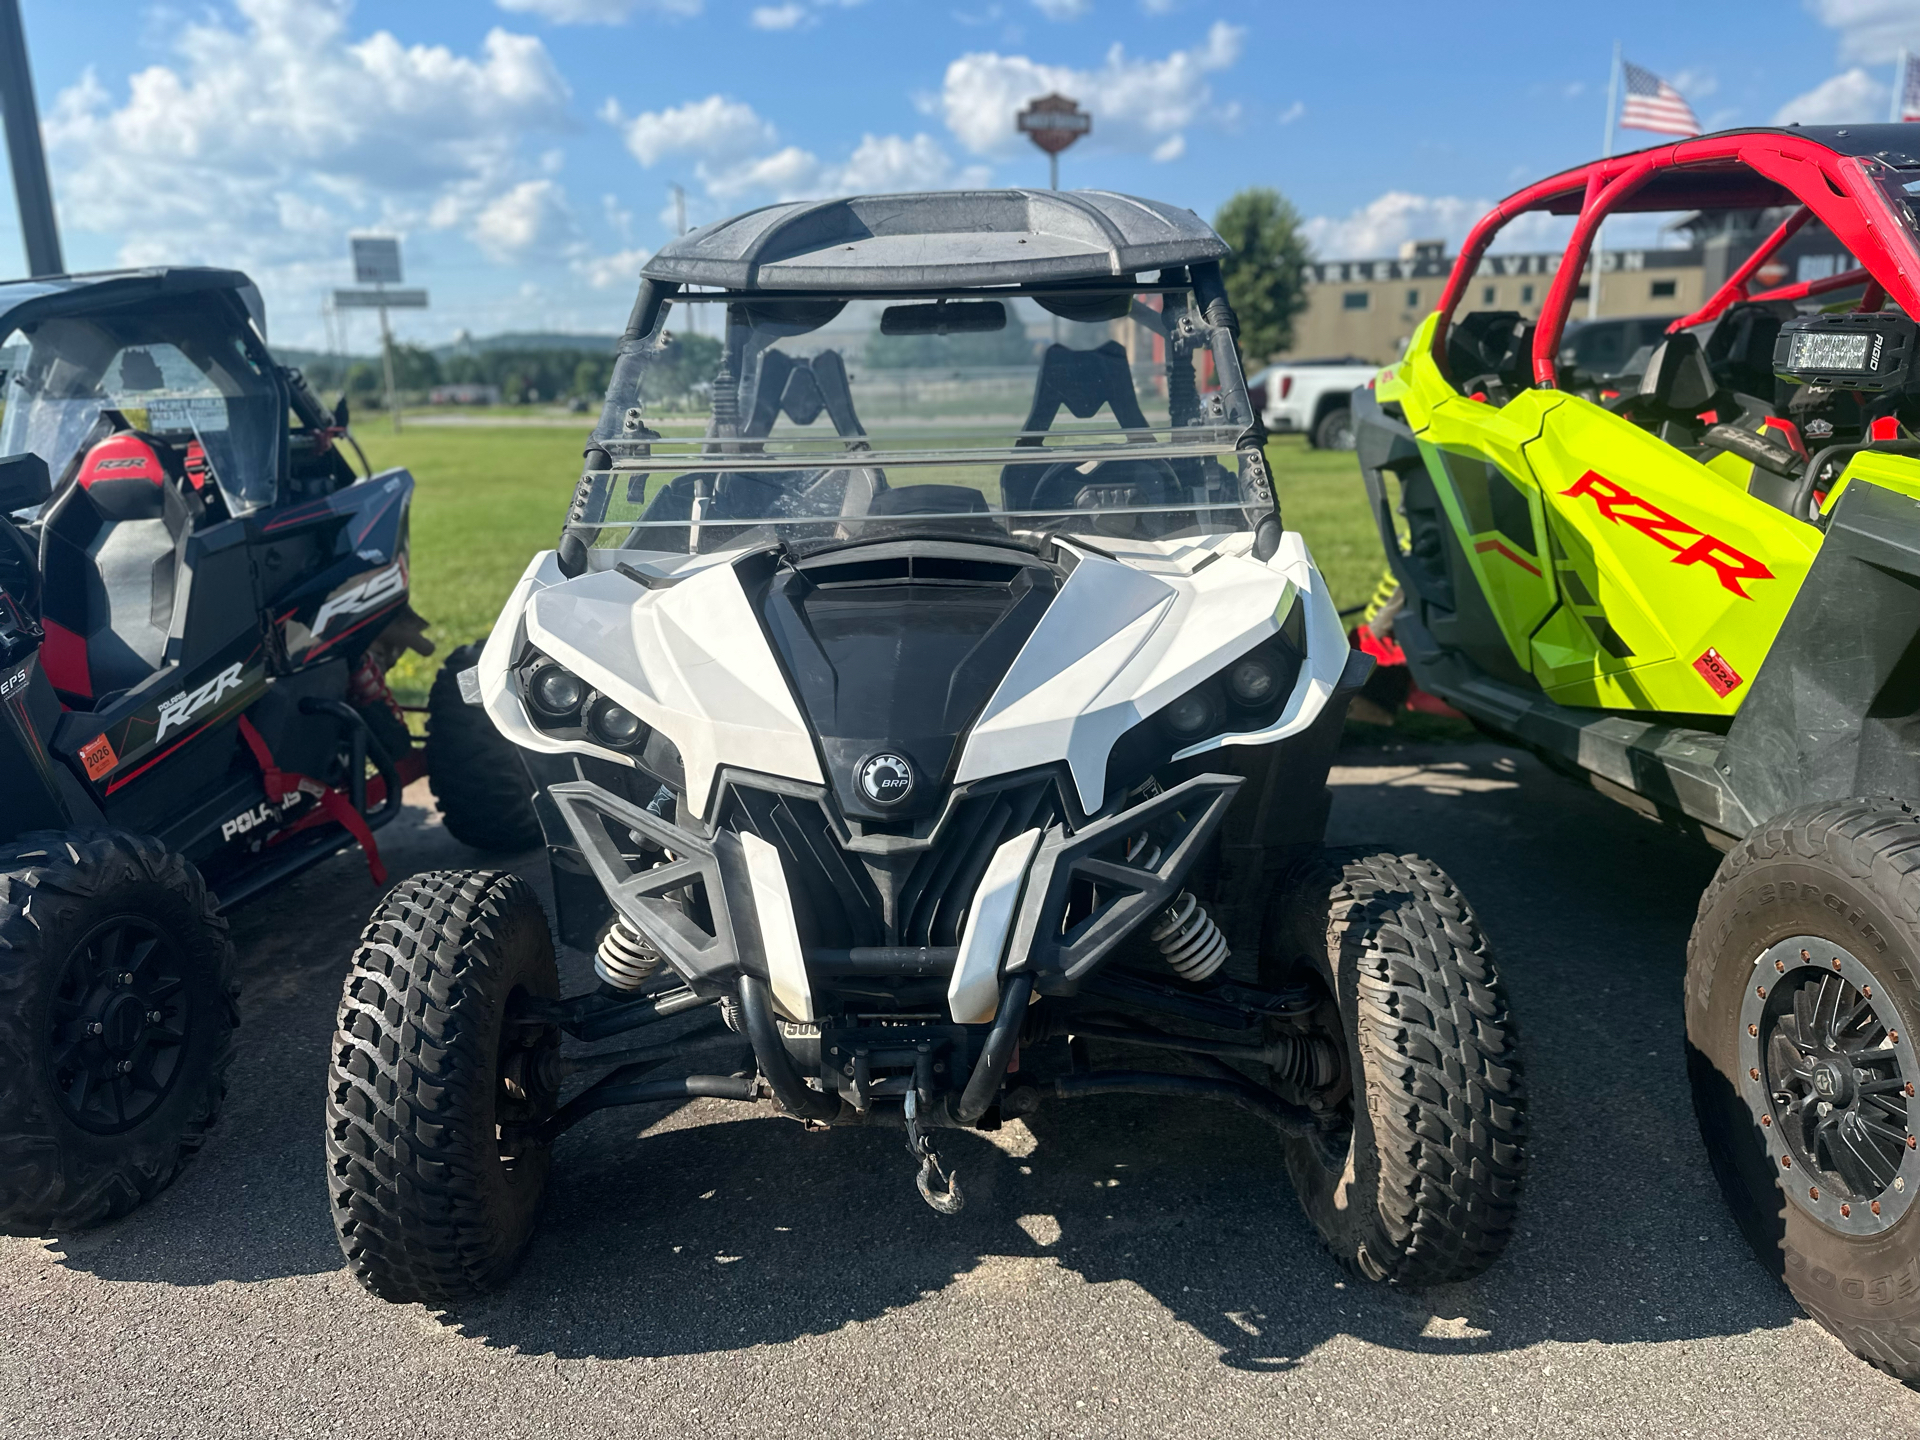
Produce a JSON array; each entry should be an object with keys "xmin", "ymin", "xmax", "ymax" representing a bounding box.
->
[{"xmin": 37, "ymin": 430, "xmax": 195, "ymax": 706}]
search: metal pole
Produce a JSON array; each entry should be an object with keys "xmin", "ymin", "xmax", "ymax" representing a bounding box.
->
[
  {"xmin": 377, "ymin": 287, "xmax": 400, "ymax": 434},
  {"xmin": 0, "ymin": 0, "xmax": 60, "ymax": 276},
  {"xmin": 1589, "ymin": 41, "xmax": 1620, "ymax": 321},
  {"xmin": 1049, "ymin": 152, "xmax": 1058, "ymax": 191},
  {"xmin": 1894, "ymin": 50, "xmax": 1909, "ymax": 124}
]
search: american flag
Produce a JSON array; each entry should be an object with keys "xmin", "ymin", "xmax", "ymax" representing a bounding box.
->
[
  {"xmin": 1619, "ymin": 61, "xmax": 1701, "ymax": 137},
  {"xmin": 1901, "ymin": 52, "xmax": 1920, "ymax": 123}
]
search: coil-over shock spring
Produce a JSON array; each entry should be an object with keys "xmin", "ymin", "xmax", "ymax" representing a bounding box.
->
[
  {"xmin": 1125, "ymin": 832, "xmax": 1230, "ymax": 983},
  {"xmin": 595, "ymin": 918, "xmax": 662, "ymax": 991}
]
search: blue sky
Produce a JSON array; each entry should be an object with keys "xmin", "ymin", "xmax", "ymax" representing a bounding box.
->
[{"xmin": 13, "ymin": 0, "xmax": 1917, "ymax": 348}]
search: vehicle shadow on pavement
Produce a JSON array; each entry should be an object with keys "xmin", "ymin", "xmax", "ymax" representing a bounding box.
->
[{"xmin": 41, "ymin": 743, "xmax": 1811, "ymax": 1373}]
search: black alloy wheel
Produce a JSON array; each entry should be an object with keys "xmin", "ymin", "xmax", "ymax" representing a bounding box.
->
[
  {"xmin": 50, "ymin": 915, "xmax": 194, "ymax": 1134},
  {"xmin": 1743, "ymin": 937, "xmax": 1917, "ymax": 1232}
]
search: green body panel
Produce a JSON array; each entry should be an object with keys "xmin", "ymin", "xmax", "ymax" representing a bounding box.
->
[{"xmin": 1379, "ymin": 329, "xmax": 1824, "ymax": 715}]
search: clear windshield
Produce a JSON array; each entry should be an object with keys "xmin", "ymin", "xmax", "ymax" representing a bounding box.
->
[
  {"xmin": 578, "ymin": 283, "xmax": 1267, "ymax": 556},
  {"xmin": 0, "ymin": 304, "xmax": 281, "ymax": 515}
]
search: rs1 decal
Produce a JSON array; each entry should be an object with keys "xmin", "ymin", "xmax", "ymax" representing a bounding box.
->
[
  {"xmin": 156, "ymin": 662, "xmax": 246, "ymax": 741},
  {"xmin": 1560, "ymin": 470, "xmax": 1774, "ymax": 599},
  {"xmin": 313, "ymin": 560, "xmax": 406, "ymax": 637}
]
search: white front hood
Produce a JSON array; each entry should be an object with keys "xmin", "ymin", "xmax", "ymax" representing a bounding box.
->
[{"xmin": 480, "ymin": 530, "xmax": 1344, "ymax": 821}]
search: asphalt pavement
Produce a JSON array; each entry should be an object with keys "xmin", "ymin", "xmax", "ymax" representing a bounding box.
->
[{"xmin": 4, "ymin": 734, "xmax": 1918, "ymax": 1438}]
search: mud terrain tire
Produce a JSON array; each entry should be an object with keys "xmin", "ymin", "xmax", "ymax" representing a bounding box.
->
[
  {"xmin": 0, "ymin": 830, "xmax": 236, "ymax": 1233},
  {"xmin": 425, "ymin": 642, "xmax": 541, "ymax": 853},
  {"xmin": 1689, "ymin": 799, "xmax": 1920, "ymax": 1382},
  {"xmin": 326, "ymin": 869, "xmax": 560, "ymax": 1303},
  {"xmin": 1266, "ymin": 849, "xmax": 1525, "ymax": 1285}
]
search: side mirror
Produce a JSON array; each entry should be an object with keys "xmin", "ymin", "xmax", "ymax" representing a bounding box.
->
[
  {"xmin": 332, "ymin": 394, "xmax": 350, "ymax": 429},
  {"xmin": 0, "ymin": 453, "xmax": 50, "ymax": 513}
]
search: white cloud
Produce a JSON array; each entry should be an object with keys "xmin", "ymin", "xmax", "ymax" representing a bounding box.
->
[
  {"xmin": 1276, "ymin": 100, "xmax": 1304, "ymax": 125},
  {"xmin": 1772, "ymin": 66, "xmax": 1888, "ymax": 123},
  {"xmin": 751, "ymin": 4, "xmax": 809, "ymax": 28},
  {"xmin": 46, "ymin": 0, "xmax": 572, "ymax": 293},
  {"xmin": 939, "ymin": 21, "xmax": 1242, "ymax": 160},
  {"xmin": 472, "ymin": 178, "xmax": 575, "ymax": 260},
  {"xmin": 572, "ymin": 245, "xmax": 653, "ymax": 288},
  {"xmin": 1150, "ymin": 134, "xmax": 1184, "ymax": 162},
  {"xmin": 610, "ymin": 94, "xmax": 778, "ymax": 167},
  {"xmin": 1806, "ymin": 0, "xmax": 1920, "ymax": 62},
  {"xmin": 495, "ymin": 0, "xmax": 701, "ymax": 23},
  {"xmin": 1033, "ymin": 0, "xmax": 1091, "ymax": 18},
  {"xmin": 609, "ymin": 92, "xmax": 985, "ymax": 205}
]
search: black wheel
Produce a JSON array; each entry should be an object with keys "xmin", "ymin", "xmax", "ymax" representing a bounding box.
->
[
  {"xmin": 425, "ymin": 641, "xmax": 542, "ymax": 852},
  {"xmin": 325, "ymin": 869, "xmax": 560, "ymax": 1303},
  {"xmin": 1264, "ymin": 850, "xmax": 1526, "ymax": 1284},
  {"xmin": 1312, "ymin": 405, "xmax": 1355, "ymax": 452},
  {"xmin": 0, "ymin": 830, "xmax": 236, "ymax": 1233},
  {"xmin": 1688, "ymin": 800, "xmax": 1920, "ymax": 1381}
]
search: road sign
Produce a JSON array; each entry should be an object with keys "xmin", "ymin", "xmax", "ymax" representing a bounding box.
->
[
  {"xmin": 334, "ymin": 237, "xmax": 425, "ymax": 433},
  {"xmin": 331, "ymin": 287, "xmax": 428, "ymax": 310},
  {"xmin": 1017, "ymin": 94, "xmax": 1089, "ymax": 191},
  {"xmin": 1017, "ymin": 94, "xmax": 1090, "ymax": 155},
  {"xmin": 351, "ymin": 236, "xmax": 403, "ymax": 285}
]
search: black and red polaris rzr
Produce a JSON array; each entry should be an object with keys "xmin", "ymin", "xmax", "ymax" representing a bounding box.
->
[{"xmin": 0, "ymin": 267, "xmax": 532, "ymax": 1232}]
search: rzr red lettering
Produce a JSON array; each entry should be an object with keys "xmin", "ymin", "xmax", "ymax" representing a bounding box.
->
[
  {"xmin": 1562, "ymin": 469, "xmax": 1771, "ymax": 599},
  {"xmin": 1672, "ymin": 535, "xmax": 1775, "ymax": 599}
]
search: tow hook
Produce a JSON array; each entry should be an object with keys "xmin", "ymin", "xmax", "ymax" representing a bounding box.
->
[{"xmin": 903, "ymin": 1087, "xmax": 963, "ymax": 1215}]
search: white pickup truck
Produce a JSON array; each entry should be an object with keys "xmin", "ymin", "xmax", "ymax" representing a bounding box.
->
[{"xmin": 1248, "ymin": 358, "xmax": 1377, "ymax": 450}]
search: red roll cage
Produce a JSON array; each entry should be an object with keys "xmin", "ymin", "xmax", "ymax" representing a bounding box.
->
[{"xmin": 1430, "ymin": 127, "xmax": 1920, "ymax": 389}]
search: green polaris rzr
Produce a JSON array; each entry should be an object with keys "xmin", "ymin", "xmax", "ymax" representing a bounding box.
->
[{"xmin": 1354, "ymin": 124, "xmax": 1920, "ymax": 1380}]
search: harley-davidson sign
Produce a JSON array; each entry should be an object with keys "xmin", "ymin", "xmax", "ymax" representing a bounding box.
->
[{"xmin": 1017, "ymin": 94, "xmax": 1091, "ymax": 156}]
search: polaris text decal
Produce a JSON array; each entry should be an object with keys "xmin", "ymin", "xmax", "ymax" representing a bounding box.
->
[
  {"xmin": 313, "ymin": 560, "xmax": 406, "ymax": 637},
  {"xmin": 155, "ymin": 662, "xmax": 246, "ymax": 741},
  {"xmin": 222, "ymin": 794, "xmax": 298, "ymax": 842},
  {"xmin": 1560, "ymin": 470, "xmax": 1774, "ymax": 599}
]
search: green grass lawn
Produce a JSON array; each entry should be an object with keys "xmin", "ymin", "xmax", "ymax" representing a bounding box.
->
[{"xmin": 358, "ymin": 427, "xmax": 1386, "ymax": 706}]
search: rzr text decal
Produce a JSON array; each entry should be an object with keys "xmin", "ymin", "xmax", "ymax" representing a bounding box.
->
[
  {"xmin": 1561, "ymin": 470, "xmax": 1774, "ymax": 599},
  {"xmin": 156, "ymin": 662, "xmax": 245, "ymax": 741}
]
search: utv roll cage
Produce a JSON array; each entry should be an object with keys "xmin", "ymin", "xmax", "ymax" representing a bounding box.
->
[{"xmin": 1429, "ymin": 125, "xmax": 1920, "ymax": 391}]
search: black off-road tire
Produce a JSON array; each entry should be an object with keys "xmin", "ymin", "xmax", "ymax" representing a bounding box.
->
[
  {"xmin": 326, "ymin": 869, "xmax": 560, "ymax": 1303},
  {"xmin": 0, "ymin": 830, "xmax": 236, "ymax": 1233},
  {"xmin": 425, "ymin": 642, "xmax": 542, "ymax": 853},
  {"xmin": 1312, "ymin": 405, "xmax": 1356, "ymax": 452},
  {"xmin": 1265, "ymin": 849, "xmax": 1526, "ymax": 1285},
  {"xmin": 1688, "ymin": 799, "xmax": 1920, "ymax": 1382}
]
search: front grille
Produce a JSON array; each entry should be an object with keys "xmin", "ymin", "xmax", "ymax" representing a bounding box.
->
[{"xmin": 722, "ymin": 780, "xmax": 1054, "ymax": 951}]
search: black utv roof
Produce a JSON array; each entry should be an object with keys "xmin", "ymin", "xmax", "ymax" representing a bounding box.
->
[
  {"xmin": 640, "ymin": 189, "xmax": 1229, "ymax": 292},
  {"xmin": 0, "ymin": 266, "xmax": 265, "ymax": 338}
]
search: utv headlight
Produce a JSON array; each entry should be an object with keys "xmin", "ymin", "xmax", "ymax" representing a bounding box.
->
[
  {"xmin": 529, "ymin": 663, "xmax": 586, "ymax": 717},
  {"xmin": 1227, "ymin": 655, "xmax": 1277, "ymax": 707},
  {"xmin": 587, "ymin": 696, "xmax": 645, "ymax": 749},
  {"xmin": 1161, "ymin": 691, "xmax": 1217, "ymax": 738}
]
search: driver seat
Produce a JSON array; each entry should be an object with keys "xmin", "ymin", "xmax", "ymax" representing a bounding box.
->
[
  {"xmin": 37, "ymin": 431, "xmax": 195, "ymax": 705},
  {"xmin": 1609, "ymin": 332, "xmax": 1731, "ymax": 438},
  {"xmin": 1000, "ymin": 341, "xmax": 1153, "ymax": 510}
]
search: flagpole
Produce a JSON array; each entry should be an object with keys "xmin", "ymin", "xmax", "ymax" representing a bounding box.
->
[
  {"xmin": 1590, "ymin": 40, "xmax": 1620, "ymax": 321},
  {"xmin": 1895, "ymin": 49, "xmax": 1909, "ymax": 124}
]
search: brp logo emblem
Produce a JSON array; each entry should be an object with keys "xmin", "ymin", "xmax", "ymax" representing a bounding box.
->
[{"xmin": 858, "ymin": 753, "xmax": 914, "ymax": 806}]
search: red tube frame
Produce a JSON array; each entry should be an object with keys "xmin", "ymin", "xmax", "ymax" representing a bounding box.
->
[
  {"xmin": 1429, "ymin": 132, "xmax": 1920, "ymax": 394},
  {"xmin": 1666, "ymin": 205, "xmax": 1811, "ymax": 333}
]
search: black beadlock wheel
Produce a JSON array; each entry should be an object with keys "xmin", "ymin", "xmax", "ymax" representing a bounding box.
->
[
  {"xmin": 1688, "ymin": 799, "xmax": 1920, "ymax": 1381},
  {"xmin": 425, "ymin": 642, "xmax": 543, "ymax": 853},
  {"xmin": 0, "ymin": 830, "xmax": 236, "ymax": 1233},
  {"xmin": 1264, "ymin": 849, "xmax": 1526, "ymax": 1285},
  {"xmin": 325, "ymin": 868, "xmax": 560, "ymax": 1303}
]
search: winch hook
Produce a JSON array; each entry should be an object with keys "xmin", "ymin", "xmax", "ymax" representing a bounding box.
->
[{"xmin": 903, "ymin": 1089, "xmax": 964, "ymax": 1215}]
